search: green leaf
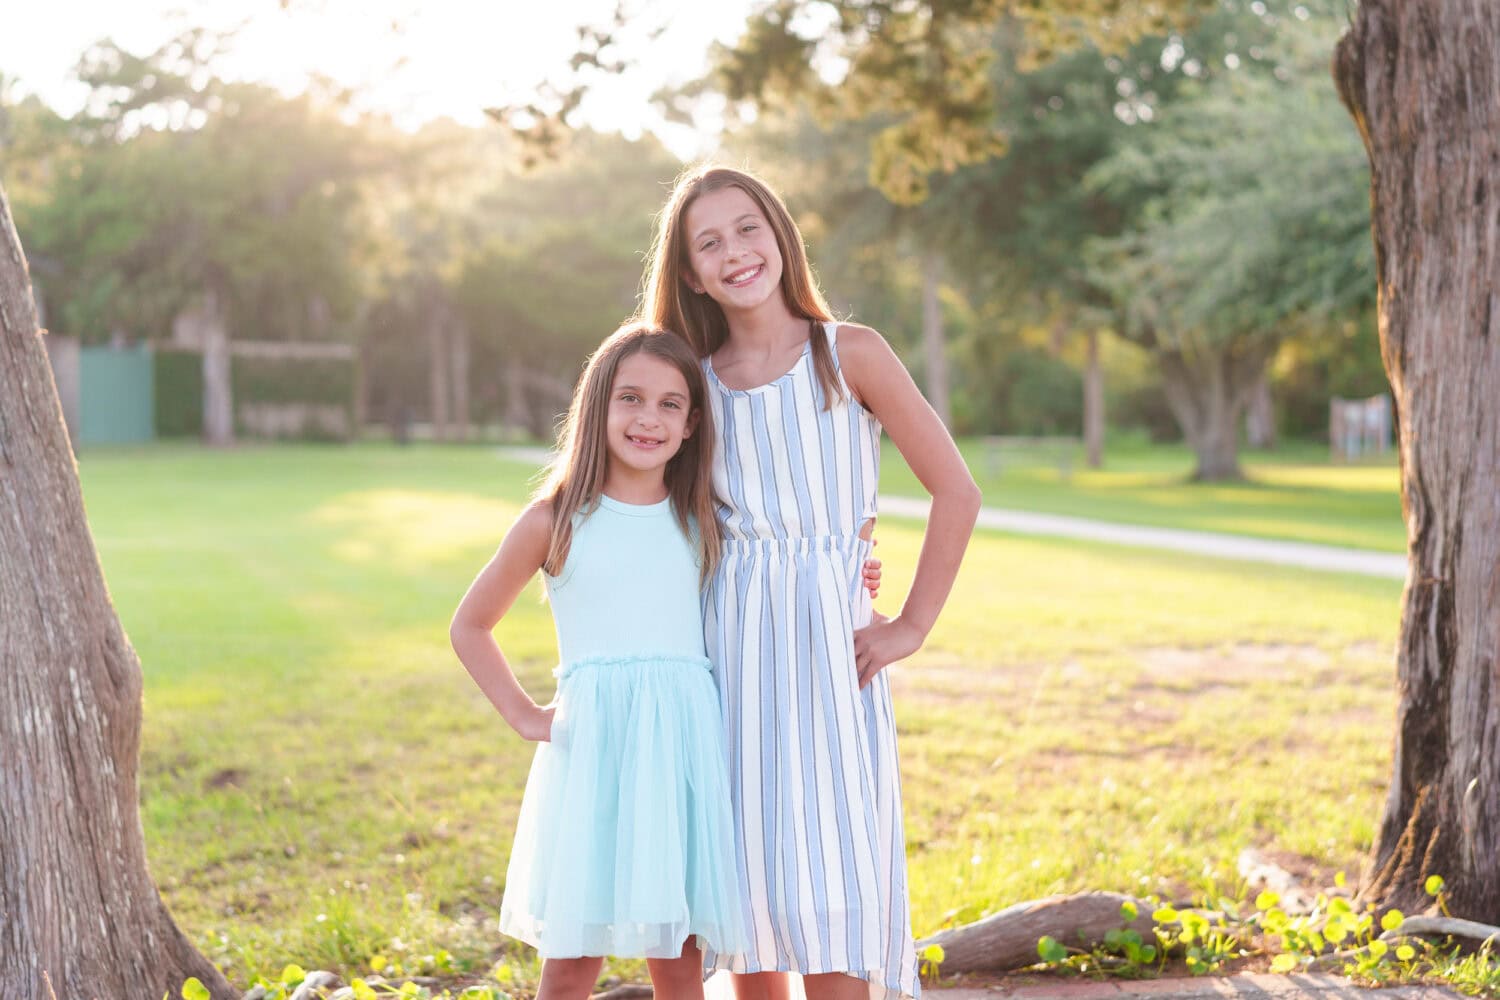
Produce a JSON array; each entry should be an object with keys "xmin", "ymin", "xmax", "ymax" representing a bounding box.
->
[
  {"xmin": 1367, "ymin": 940, "xmax": 1388, "ymax": 959},
  {"xmin": 1396, "ymin": 944, "xmax": 1416, "ymax": 962},
  {"xmin": 1425, "ymin": 875, "xmax": 1445, "ymax": 896},
  {"xmin": 352, "ymin": 981, "xmax": 379, "ymax": 1000},
  {"xmin": 281, "ymin": 965, "xmax": 307, "ymax": 986},
  {"xmin": 1152, "ymin": 906, "xmax": 1179, "ymax": 923},
  {"xmin": 1255, "ymin": 891, "xmax": 1281, "ymax": 911},
  {"xmin": 371, "ymin": 955, "xmax": 388, "ymax": 973},
  {"xmin": 1380, "ymin": 909, "xmax": 1405, "ymax": 933},
  {"xmin": 1120, "ymin": 900, "xmax": 1138, "ymax": 922},
  {"xmin": 1037, "ymin": 935, "xmax": 1068, "ymax": 963},
  {"xmin": 1335, "ymin": 871, "xmax": 1348, "ymax": 888},
  {"xmin": 182, "ymin": 979, "xmax": 211, "ymax": 1000},
  {"xmin": 1270, "ymin": 954, "xmax": 1299, "ymax": 973},
  {"xmin": 921, "ymin": 943, "xmax": 945, "ymax": 965}
]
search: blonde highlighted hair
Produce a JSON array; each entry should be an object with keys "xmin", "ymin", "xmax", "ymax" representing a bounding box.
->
[
  {"xmin": 640, "ymin": 164, "xmax": 844, "ymax": 407},
  {"xmin": 536, "ymin": 321, "xmax": 721, "ymax": 582}
]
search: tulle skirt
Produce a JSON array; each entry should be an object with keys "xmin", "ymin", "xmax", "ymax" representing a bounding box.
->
[{"xmin": 499, "ymin": 654, "xmax": 748, "ymax": 959}]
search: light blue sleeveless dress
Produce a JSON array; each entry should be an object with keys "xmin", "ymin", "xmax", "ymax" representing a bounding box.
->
[
  {"xmin": 701, "ymin": 323, "xmax": 920, "ymax": 1000},
  {"xmin": 499, "ymin": 495, "xmax": 747, "ymax": 960}
]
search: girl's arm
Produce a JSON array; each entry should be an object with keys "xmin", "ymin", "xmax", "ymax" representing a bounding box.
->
[
  {"xmin": 449, "ymin": 501, "xmax": 556, "ymax": 741},
  {"xmin": 839, "ymin": 323, "xmax": 982, "ymax": 687}
]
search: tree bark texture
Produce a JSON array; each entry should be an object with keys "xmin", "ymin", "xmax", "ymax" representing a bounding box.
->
[
  {"xmin": 0, "ymin": 188, "xmax": 233, "ymax": 997},
  {"xmin": 921, "ymin": 250, "xmax": 951, "ymax": 430},
  {"xmin": 1334, "ymin": 0, "xmax": 1500, "ymax": 921}
]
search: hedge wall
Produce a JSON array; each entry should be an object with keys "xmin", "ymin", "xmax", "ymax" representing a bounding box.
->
[{"xmin": 153, "ymin": 348, "xmax": 356, "ymax": 439}]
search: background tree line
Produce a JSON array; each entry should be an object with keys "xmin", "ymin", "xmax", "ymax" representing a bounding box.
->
[{"xmin": 1, "ymin": 3, "xmax": 1381, "ymax": 475}]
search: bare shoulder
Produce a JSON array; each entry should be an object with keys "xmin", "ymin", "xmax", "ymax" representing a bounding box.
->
[
  {"xmin": 507, "ymin": 499, "xmax": 555, "ymax": 550},
  {"xmin": 835, "ymin": 322, "xmax": 889, "ymax": 359},
  {"xmin": 835, "ymin": 322, "xmax": 905, "ymax": 401}
]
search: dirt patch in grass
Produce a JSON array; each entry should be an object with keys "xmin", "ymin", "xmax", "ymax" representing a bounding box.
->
[
  {"xmin": 1135, "ymin": 642, "xmax": 1331, "ymax": 683},
  {"xmin": 206, "ymin": 767, "xmax": 247, "ymax": 789}
]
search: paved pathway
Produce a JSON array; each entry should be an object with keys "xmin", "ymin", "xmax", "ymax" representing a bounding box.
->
[
  {"xmin": 878, "ymin": 497, "xmax": 1407, "ymax": 580},
  {"xmin": 495, "ymin": 448, "xmax": 1407, "ymax": 580}
]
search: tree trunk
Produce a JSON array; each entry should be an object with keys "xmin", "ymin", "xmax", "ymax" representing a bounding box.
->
[
  {"xmin": 449, "ymin": 318, "xmax": 471, "ymax": 443},
  {"xmin": 1083, "ymin": 328, "xmax": 1104, "ymax": 468},
  {"xmin": 1244, "ymin": 373, "xmax": 1276, "ymax": 450},
  {"xmin": 0, "ymin": 190, "xmax": 234, "ymax": 998},
  {"xmin": 428, "ymin": 300, "xmax": 451, "ymax": 444},
  {"xmin": 200, "ymin": 286, "xmax": 234, "ymax": 447},
  {"xmin": 352, "ymin": 345, "xmax": 368, "ymax": 437},
  {"xmin": 504, "ymin": 359, "xmax": 529, "ymax": 438},
  {"xmin": 921, "ymin": 250, "xmax": 951, "ymax": 429},
  {"xmin": 1156, "ymin": 341, "xmax": 1271, "ymax": 482},
  {"xmin": 1334, "ymin": 1, "xmax": 1500, "ymax": 922}
]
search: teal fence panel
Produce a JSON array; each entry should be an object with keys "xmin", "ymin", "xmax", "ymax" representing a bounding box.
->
[{"xmin": 79, "ymin": 344, "xmax": 155, "ymax": 445}]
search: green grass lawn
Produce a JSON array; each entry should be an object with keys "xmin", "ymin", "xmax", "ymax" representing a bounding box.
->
[
  {"xmin": 879, "ymin": 435, "xmax": 1405, "ymax": 553},
  {"xmin": 77, "ymin": 443, "xmax": 1403, "ymax": 988}
]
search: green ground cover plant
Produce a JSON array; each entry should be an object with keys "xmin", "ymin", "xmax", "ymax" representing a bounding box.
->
[{"xmin": 78, "ymin": 444, "xmax": 1404, "ymax": 989}]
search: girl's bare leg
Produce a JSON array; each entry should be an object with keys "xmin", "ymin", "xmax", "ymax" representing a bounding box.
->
[
  {"xmin": 802, "ymin": 972, "xmax": 869, "ymax": 1000},
  {"xmin": 536, "ymin": 956, "xmax": 604, "ymax": 1000},
  {"xmin": 647, "ymin": 939, "xmax": 708, "ymax": 1000},
  {"xmin": 731, "ymin": 972, "xmax": 792, "ymax": 1000}
]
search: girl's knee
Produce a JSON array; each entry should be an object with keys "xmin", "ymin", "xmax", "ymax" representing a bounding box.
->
[
  {"xmin": 648, "ymin": 944, "xmax": 706, "ymax": 999},
  {"xmin": 730, "ymin": 971, "xmax": 791, "ymax": 1000},
  {"xmin": 538, "ymin": 957, "xmax": 603, "ymax": 1000}
]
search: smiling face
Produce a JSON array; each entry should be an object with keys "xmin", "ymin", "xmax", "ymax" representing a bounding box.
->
[
  {"xmin": 683, "ymin": 185, "xmax": 787, "ymax": 316},
  {"xmin": 604, "ymin": 350, "xmax": 697, "ymax": 486}
]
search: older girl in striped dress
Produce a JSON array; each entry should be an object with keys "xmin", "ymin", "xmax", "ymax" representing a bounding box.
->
[{"xmin": 641, "ymin": 166, "xmax": 982, "ymax": 1000}]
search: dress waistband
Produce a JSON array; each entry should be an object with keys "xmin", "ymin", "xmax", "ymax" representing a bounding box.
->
[
  {"xmin": 553, "ymin": 653, "xmax": 713, "ymax": 679},
  {"xmin": 719, "ymin": 533, "xmax": 873, "ymax": 555}
]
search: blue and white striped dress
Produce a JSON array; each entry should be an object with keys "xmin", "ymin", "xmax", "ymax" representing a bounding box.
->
[{"xmin": 702, "ymin": 322, "xmax": 919, "ymax": 1000}]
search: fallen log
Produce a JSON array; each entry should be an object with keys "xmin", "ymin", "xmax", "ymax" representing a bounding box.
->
[
  {"xmin": 1382, "ymin": 916, "xmax": 1500, "ymax": 947},
  {"xmin": 915, "ymin": 892, "xmax": 1153, "ymax": 972}
]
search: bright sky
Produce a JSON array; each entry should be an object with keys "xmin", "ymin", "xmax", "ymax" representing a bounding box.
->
[{"xmin": 1, "ymin": 0, "xmax": 755, "ymax": 158}]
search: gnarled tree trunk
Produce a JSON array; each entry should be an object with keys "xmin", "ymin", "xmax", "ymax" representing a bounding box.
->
[
  {"xmin": 0, "ymin": 189, "xmax": 233, "ymax": 997},
  {"xmin": 1157, "ymin": 338, "xmax": 1274, "ymax": 482},
  {"xmin": 1334, "ymin": 0, "xmax": 1500, "ymax": 921}
]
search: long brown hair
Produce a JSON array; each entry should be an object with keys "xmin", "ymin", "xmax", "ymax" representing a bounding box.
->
[
  {"xmin": 536, "ymin": 322, "xmax": 721, "ymax": 582},
  {"xmin": 640, "ymin": 164, "xmax": 844, "ymax": 407}
]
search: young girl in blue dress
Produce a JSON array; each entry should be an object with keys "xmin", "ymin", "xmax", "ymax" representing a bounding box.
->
[
  {"xmin": 450, "ymin": 322, "xmax": 746, "ymax": 1000},
  {"xmin": 641, "ymin": 166, "xmax": 982, "ymax": 1000}
]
